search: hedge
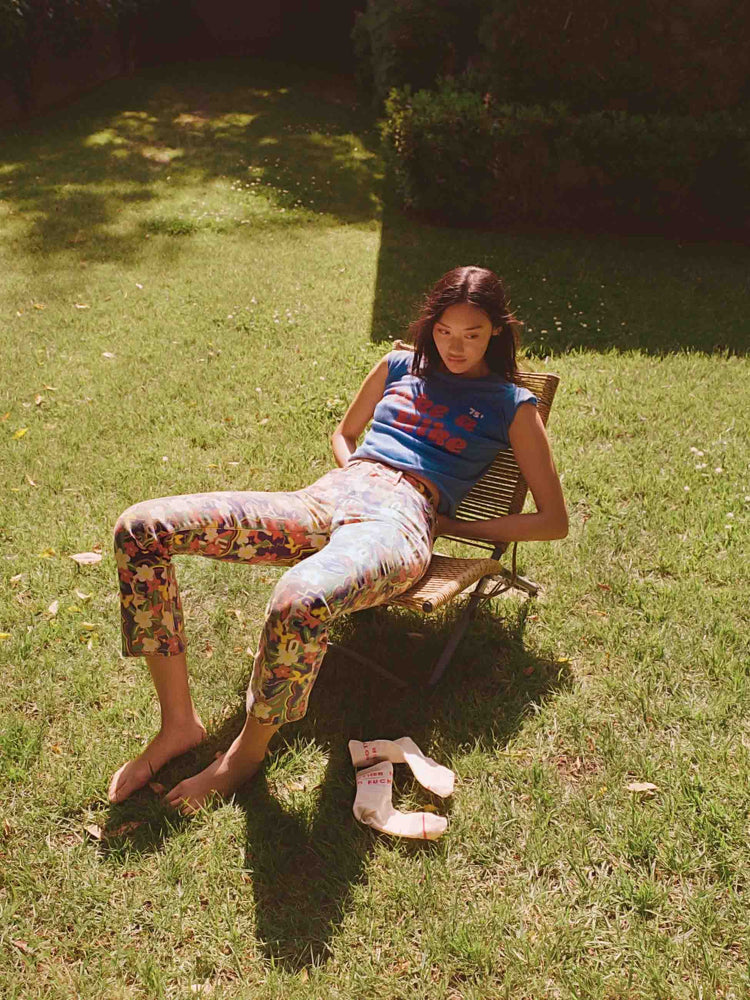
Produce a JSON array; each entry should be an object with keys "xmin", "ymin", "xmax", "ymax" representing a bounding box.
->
[
  {"xmin": 355, "ymin": 0, "xmax": 750, "ymax": 116},
  {"xmin": 380, "ymin": 83, "xmax": 750, "ymax": 234}
]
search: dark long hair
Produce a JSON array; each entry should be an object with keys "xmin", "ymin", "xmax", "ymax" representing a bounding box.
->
[{"xmin": 408, "ymin": 266, "xmax": 520, "ymax": 381}]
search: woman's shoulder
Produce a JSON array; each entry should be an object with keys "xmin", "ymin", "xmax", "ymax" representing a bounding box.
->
[{"xmin": 383, "ymin": 347, "xmax": 417, "ymax": 381}]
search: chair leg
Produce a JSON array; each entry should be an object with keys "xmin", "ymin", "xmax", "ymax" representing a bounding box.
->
[
  {"xmin": 327, "ymin": 642, "xmax": 409, "ymax": 689},
  {"xmin": 494, "ymin": 567, "xmax": 540, "ymax": 596},
  {"xmin": 427, "ymin": 586, "xmax": 486, "ymax": 687}
]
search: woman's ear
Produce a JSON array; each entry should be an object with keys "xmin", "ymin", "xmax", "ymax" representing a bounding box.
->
[{"xmin": 491, "ymin": 327, "xmax": 501, "ymax": 337}]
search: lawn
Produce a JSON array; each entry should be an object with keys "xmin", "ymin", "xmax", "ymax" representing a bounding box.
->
[{"xmin": 1, "ymin": 58, "xmax": 749, "ymax": 999}]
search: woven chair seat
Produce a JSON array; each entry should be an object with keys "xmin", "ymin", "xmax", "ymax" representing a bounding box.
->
[{"xmin": 393, "ymin": 553, "xmax": 503, "ymax": 613}]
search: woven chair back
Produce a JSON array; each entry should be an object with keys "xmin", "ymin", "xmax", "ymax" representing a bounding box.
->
[{"xmin": 447, "ymin": 371, "xmax": 560, "ymax": 552}]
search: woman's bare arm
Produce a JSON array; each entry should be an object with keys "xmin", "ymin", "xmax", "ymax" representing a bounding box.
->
[
  {"xmin": 435, "ymin": 402, "xmax": 568, "ymax": 543},
  {"xmin": 331, "ymin": 356, "xmax": 389, "ymax": 467}
]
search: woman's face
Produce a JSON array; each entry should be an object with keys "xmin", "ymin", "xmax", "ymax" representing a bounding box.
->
[{"xmin": 432, "ymin": 303, "xmax": 498, "ymax": 378}]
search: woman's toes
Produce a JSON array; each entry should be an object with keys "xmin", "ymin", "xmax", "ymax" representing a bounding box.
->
[{"xmin": 108, "ymin": 759, "xmax": 150, "ymax": 803}]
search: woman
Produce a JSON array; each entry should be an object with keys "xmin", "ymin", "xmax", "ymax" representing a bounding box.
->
[{"xmin": 109, "ymin": 266, "xmax": 567, "ymax": 813}]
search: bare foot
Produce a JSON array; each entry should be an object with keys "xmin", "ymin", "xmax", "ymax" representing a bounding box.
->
[
  {"xmin": 164, "ymin": 741, "xmax": 264, "ymax": 815},
  {"xmin": 108, "ymin": 719, "xmax": 207, "ymax": 804}
]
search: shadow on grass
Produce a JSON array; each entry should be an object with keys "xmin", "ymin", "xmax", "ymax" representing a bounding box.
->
[
  {"xmin": 100, "ymin": 597, "xmax": 570, "ymax": 972},
  {"xmin": 1, "ymin": 58, "xmax": 381, "ymax": 267},
  {"xmin": 369, "ymin": 203, "xmax": 750, "ymax": 357}
]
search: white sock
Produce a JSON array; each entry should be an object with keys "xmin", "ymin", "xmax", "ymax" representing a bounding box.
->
[
  {"xmin": 348, "ymin": 737, "xmax": 455, "ymax": 798},
  {"xmin": 352, "ymin": 762, "xmax": 447, "ymax": 840}
]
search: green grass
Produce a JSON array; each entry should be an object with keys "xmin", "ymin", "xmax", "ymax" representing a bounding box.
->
[{"xmin": 1, "ymin": 57, "xmax": 749, "ymax": 999}]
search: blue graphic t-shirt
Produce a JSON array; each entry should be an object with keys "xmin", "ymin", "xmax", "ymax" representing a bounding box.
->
[{"xmin": 351, "ymin": 351, "xmax": 538, "ymax": 516}]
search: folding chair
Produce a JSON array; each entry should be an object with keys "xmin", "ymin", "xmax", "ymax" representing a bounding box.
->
[{"xmin": 331, "ymin": 370, "xmax": 560, "ymax": 687}]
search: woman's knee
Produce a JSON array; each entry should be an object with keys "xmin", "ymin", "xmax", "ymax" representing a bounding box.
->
[
  {"xmin": 265, "ymin": 570, "xmax": 328, "ymax": 629},
  {"xmin": 114, "ymin": 501, "xmax": 160, "ymax": 552}
]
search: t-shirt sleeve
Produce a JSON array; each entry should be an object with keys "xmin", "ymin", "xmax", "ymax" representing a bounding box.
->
[
  {"xmin": 385, "ymin": 350, "xmax": 414, "ymax": 385},
  {"xmin": 502, "ymin": 385, "xmax": 538, "ymax": 435}
]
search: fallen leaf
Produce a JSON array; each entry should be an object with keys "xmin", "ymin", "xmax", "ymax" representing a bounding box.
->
[
  {"xmin": 34, "ymin": 395, "xmax": 43, "ymax": 405},
  {"xmin": 1, "ymin": 412, "xmax": 9, "ymax": 421},
  {"xmin": 597, "ymin": 583, "xmax": 611, "ymax": 592},
  {"xmin": 74, "ymin": 303, "xmax": 90, "ymax": 309},
  {"xmin": 92, "ymin": 543, "xmax": 102, "ymax": 553},
  {"xmin": 75, "ymin": 589, "xmax": 93, "ymax": 602},
  {"xmin": 11, "ymin": 574, "xmax": 23, "ymax": 584},
  {"xmin": 26, "ymin": 475, "xmax": 39, "ymax": 487},
  {"xmin": 70, "ymin": 552, "xmax": 102, "ymax": 566},
  {"xmin": 149, "ymin": 781, "xmax": 167, "ymax": 795},
  {"xmin": 626, "ymin": 781, "xmax": 659, "ymax": 794},
  {"xmin": 49, "ymin": 743, "xmax": 63, "ymax": 754},
  {"xmin": 33, "ymin": 302, "xmax": 46, "ymax": 310},
  {"xmin": 43, "ymin": 385, "xmax": 57, "ymax": 391},
  {"xmin": 102, "ymin": 352, "xmax": 116, "ymax": 359},
  {"xmin": 13, "ymin": 427, "xmax": 28, "ymax": 439},
  {"xmin": 84, "ymin": 823, "xmax": 104, "ymax": 840},
  {"xmin": 0, "ymin": 633, "xmax": 11, "ymax": 640},
  {"xmin": 39, "ymin": 548, "xmax": 56, "ymax": 558},
  {"xmin": 80, "ymin": 622, "xmax": 96, "ymax": 630},
  {"xmin": 11, "ymin": 939, "xmax": 31, "ymax": 954},
  {"xmin": 47, "ymin": 600, "xmax": 59, "ymax": 616}
]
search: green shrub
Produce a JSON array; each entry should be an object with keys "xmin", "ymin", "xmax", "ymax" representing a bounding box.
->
[
  {"xmin": 352, "ymin": 0, "xmax": 480, "ymax": 108},
  {"xmin": 381, "ymin": 82, "xmax": 750, "ymax": 234},
  {"xmin": 357, "ymin": 0, "xmax": 750, "ymax": 116}
]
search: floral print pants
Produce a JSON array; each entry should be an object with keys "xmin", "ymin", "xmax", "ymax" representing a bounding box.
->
[{"xmin": 114, "ymin": 461, "xmax": 435, "ymax": 726}]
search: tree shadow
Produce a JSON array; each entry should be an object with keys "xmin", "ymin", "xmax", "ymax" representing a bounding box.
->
[
  {"xmin": 369, "ymin": 202, "xmax": 750, "ymax": 357},
  {"xmin": 2, "ymin": 58, "xmax": 381, "ymax": 269},
  {"xmin": 98, "ymin": 596, "xmax": 571, "ymax": 972}
]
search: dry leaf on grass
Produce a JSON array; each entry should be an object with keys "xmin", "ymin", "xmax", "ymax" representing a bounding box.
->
[
  {"xmin": 84, "ymin": 821, "xmax": 142, "ymax": 841},
  {"xmin": 626, "ymin": 781, "xmax": 659, "ymax": 794},
  {"xmin": 47, "ymin": 600, "xmax": 59, "ymax": 616},
  {"xmin": 70, "ymin": 552, "xmax": 102, "ymax": 566},
  {"xmin": 75, "ymin": 589, "xmax": 93, "ymax": 602},
  {"xmin": 102, "ymin": 352, "xmax": 116, "ymax": 359},
  {"xmin": 149, "ymin": 782, "xmax": 167, "ymax": 795},
  {"xmin": 11, "ymin": 939, "xmax": 32, "ymax": 954},
  {"xmin": 13, "ymin": 427, "xmax": 28, "ymax": 439},
  {"xmin": 26, "ymin": 475, "xmax": 39, "ymax": 487}
]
